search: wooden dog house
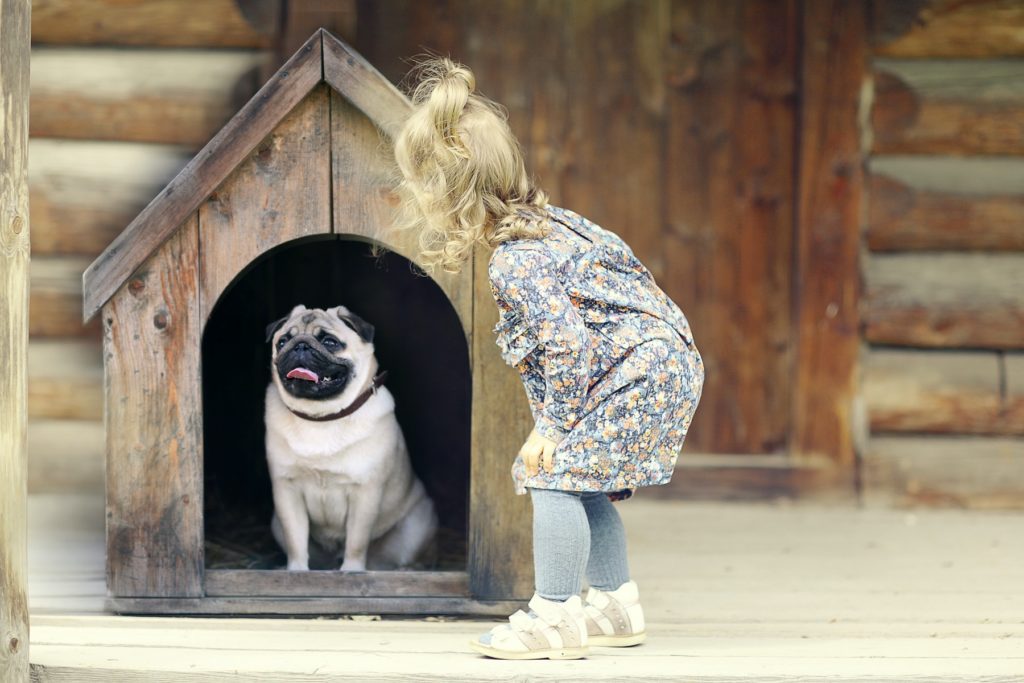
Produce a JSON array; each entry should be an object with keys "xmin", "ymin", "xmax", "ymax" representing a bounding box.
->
[{"xmin": 81, "ymin": 30, "xmax": 533, "ymax": 615}]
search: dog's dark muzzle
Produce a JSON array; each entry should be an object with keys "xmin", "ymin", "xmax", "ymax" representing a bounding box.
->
[{"xmin": 275, "ymin": 338, "xmax": 352, "ymax": 399}]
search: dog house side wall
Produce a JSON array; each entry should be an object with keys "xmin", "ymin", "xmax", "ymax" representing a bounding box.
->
[{"xmin": 105, "ymin": 216, "xmax": 204, "ymax": 598}]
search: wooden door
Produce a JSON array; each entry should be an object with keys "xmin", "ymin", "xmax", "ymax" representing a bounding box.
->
[{"xmin": 352, "ymin": 0, "xmax": 864, "ymax": 493}]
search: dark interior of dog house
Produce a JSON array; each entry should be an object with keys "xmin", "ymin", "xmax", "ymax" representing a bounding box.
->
[{"xmin": 202, "ymin": 236, "xmax": 471, "ymax": 572}]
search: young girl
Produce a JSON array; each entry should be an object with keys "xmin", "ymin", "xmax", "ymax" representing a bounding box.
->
[{"xmin": 393, "ymin": 57, "xmax": 704, "ymax": 660}]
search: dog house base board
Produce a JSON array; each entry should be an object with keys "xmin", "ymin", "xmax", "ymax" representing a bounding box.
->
[{"xmin": 107, "ymin": 597, "xmax": 522, "ymax": 617}]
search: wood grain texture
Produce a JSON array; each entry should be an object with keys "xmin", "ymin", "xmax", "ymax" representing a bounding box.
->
[
  {"xmin": 104, "ymin": 217, "xmax": 203, "ymax": 598},
  {"xmin": 30, "ymin": 257, "xmax": 99, "ymax": 338},
  {"xmin": 872, "ymin": 0, "xmax": 1024, "ymax": 58},
  {"xmin": 469, "ymin": 243, "xmax": 534, "ymax": 601},
  {"xmin": 865, "ymin": 253, "xmax": 1024, "ymax": 349},
  {"xmin": 791, "ymin": 0, "xmax": 865, "ymax": 465},
  {"xmin": 27, "ymin": 420, "xmax": 104, "ymax": 494},
  {"xmin": 867, "ymin": 171, "xmax": 1024, "ymax": 252},
  {"xmin": 83, "ymin": 31, "xmax": 323, "ymax": 322},
  {"xmin": 27, "ymin": 495, "xmax": 1024, "ymax": 678},
  {"xmin": 0, "ymin": 0, "xmax": 31, "ymax": 676},
  {"xmin": 864, "ymin": 349, "xmax": 1021, "ymax": 435},
  {"xmin": 322, "ymin": 30, "xmax": 412, "ymax": 140},
  {"xmin": 31, "ymin": 0, "xmax": 279, "ymax": 48},
  {"xmin": 199, "ymin": 86, "xmax": 331, "ymax": 320},
  {"xmin": 872, "ymin": 60, "xmax": 1024, "ymax": 155},
  {"xmin": 29, "ymin": 139, "xmax": 191, "ymax": 257},
  {"xmin": 864, "ymin": 435, "xmax": 1024, "ymax": 508},
  {"xmin": 329, "ymin": 92, "xmax": 473, "ymax": 335},
  {"xmin": 665, "ymin": 0, "xmax": 798, "ymax": 453},
  {"xmin": 27, "ymin": 340, "xmax": 102, "ymax": 420},
  {"xmin": 30, "ymin": 48, "xmax": 269, "ymax": 146},
  {"xmin": 280, "ymin": 0, "xmax": 357, "ymax": 61},
  {"xmin": 353, "ymin": 0, "xmax": 805, "ymax": 458},
  {"xmin": 645, "ymin": 454, "xmax": 854, "ymax": 503},
  {"xmin": 205, "ymin": 570, "xmax": 469, "ymax": 598},
  {"xmin": 1006, "ymin": 353, "xmax": 1024, "ymax": 431}
]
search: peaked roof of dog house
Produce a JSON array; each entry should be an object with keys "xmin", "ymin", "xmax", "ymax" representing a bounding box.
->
[{"xmin": 81, "ymin": 29, "xmax": 412, "ymax": 322}]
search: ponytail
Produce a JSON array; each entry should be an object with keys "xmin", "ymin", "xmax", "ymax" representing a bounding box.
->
[{"xmin": 393, "ymin": 56, "xmax": 549, "ymax": 274}]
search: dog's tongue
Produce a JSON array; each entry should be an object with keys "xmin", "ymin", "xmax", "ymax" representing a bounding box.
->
[{"xmin": 286, "ymin": 367, "xmax": 319, "ymax": 382}]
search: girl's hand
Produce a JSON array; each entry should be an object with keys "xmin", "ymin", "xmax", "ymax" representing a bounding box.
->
[{"xmin": 519, "ymin": 428, "xmax": 559, "ymax": 476}]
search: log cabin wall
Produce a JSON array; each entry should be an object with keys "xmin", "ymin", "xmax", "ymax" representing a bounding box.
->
[
  {"xmin": 31, "ymin": 0, "xmax": 1023, "ymax": 506},
  {"xmin": 27, "ymin": 0, "xmax": 279, "ymax": 495},
  {"xmin": 861, "ymin": 0, "xmax": 1024, "ymax": 507}
]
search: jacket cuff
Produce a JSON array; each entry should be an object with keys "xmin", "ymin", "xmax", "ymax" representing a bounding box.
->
[{"xmin": 534, "ymin": 413, "xmax": 571, "ymax": 445}]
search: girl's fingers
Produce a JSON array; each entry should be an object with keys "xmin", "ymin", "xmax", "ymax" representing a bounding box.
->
[
  {"xmin": 541, "ymin": 447, "xmax": 555, "ymax": 474},
  {"xmin": 521, "ymin": 446, "xmax": 539, "ymax": 476}
]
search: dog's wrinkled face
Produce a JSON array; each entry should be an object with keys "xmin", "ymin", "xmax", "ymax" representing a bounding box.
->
[{"xmin": 267, "ymin": 304, "xmax": 376, "ymax": 402}]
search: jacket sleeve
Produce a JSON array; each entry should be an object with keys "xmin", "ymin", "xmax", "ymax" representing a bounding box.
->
[{"xmin": 488, "ymin": 245, "xmax": 592, "ymax": 444}]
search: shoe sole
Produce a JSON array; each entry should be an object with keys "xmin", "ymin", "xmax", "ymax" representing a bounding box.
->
[
  {"xmin": 469, "ymin": 640, "xmax": 590, "ymax": 660},
  {"xmin": 588, "ymin": 631, "xmax": 646, "ymax": 647}
]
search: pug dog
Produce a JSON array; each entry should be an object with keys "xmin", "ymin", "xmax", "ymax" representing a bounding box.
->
[{"xmin": 264, "ymin": 304, "xmax": 437, "ymax": 572}]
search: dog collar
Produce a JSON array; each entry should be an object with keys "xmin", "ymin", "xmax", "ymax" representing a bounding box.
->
[{"xmin": 286, "ymin": 370, "xmax": 390, "ymax": 422}]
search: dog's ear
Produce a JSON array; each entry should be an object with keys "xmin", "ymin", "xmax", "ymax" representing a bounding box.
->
[
  {"xmin": 337, "ymin": 308, "xmax": 375, "ymax": 343},
  {"xmin": 265, "ymin": 315, "xmax": 289, "ymax": 343}
]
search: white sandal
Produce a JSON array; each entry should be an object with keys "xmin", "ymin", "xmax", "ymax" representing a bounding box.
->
[
  {"xmin": 470, "ymin": 594, "xmax": 589, "ymax": 660},
  {"xmin": 583, "ymin": 580, "xmax": 647, "ymax": 647}
]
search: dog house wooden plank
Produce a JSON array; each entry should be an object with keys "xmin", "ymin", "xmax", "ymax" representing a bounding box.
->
[
  {"xmin": 323, "ymin": 31, "xmax": 411, "ymax": 141},
  {"xmin": 198, "ymin": 85, "xmax": 332, "ymax": 320},
  {"xmin": 105, "ymin": 216, "xmax": 203, "ymax": 598},
  {"xmin": 205, "ymin": 569, "xmax": 469, "ymax": 598},
  {"xmin": 468, "ymin": 245, "xmax": 535, "ymax": 601},
  {"xmin": 108, "ymin": 596, "xmax": 521, "ymax": 617},
  {"xmin": 328, "ymin": 91, "xmax": 475, "ymax": 341}
]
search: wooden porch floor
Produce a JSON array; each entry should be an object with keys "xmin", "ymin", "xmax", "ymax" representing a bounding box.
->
[{"xmin": 27, "ymin": 493, "xmax": 1024, "ymax": 681}]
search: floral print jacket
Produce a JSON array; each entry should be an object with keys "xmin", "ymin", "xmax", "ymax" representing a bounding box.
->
[{"xmin": 487, "ymin": 205, "xmax": 694, "ymax": 444}]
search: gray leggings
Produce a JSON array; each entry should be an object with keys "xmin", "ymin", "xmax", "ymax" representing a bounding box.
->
[{"xmin": 528, "ymin": 487, "xmax": 631, "ymax": 601}]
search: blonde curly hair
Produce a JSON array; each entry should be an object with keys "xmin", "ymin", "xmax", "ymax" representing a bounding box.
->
[{"xmin": 392, "ymin": 56, "xmax": 551, "ymax": 274}]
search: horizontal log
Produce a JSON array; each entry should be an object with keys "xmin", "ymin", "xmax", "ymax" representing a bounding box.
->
[
  {"xmin": 868, "ymin": 172, "xmax": 1024, "ymax": 252},
  {"xmin": 864, "ymin": 253, "xmax": 1024, "ymax": 349},
  {"xmin": 27, "ymin": 419, "xmax": 104, "ymax": 495},
  {"xmin": 870, "ymin": 155, "xmax": 1024, "ymax": 196},
  {"xmin": 30, "ymin": 257, "xmax": 99, "ymax": 337},
  {"xmin": 28, "ymin": 340, "xmax": 102, "ymax": 420},
  {"xmin": 864, "ymin": 348, "xmax": 1022, "ymax": 435},
  {"xmin": 30, "ymin": 48, "xmax": 269, "ymax": 145},
  {"xmin": 872, "ymin": 60, "xmax": 1024, "ymax": 155},
  {"xmin": 29, "ymin": 139, "xmax": 190, "ymax": 256},
  {"xmin": 32, "ymin": 0, "xmax": 278, "ymax": 48},
  {"xmin": 1007, "ymin": 353, "xmax": 1024, "ymax": 431},
  {"xmin": 863, "ymin": 435, "xmax": 1024, "ymax": 509},
  {"xmin": 872, "ymin": 0, "xmax": 1024, "ymax": 58}
]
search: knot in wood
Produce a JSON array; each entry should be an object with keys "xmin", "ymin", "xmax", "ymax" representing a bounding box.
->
[
  {"xmin": 10, "ymin": 215, "xmax": 24, "ymax": 235},
  {"xmin": 153, "ymin": 310, "xmax": 170, "ymax": 330},
  {"xmin": 128, "ymin": 278, "xmax": 146, "ymax": 296},
  {"xmin": 8, "ymin": 636, "xmax": 19, "ymax": 653}
]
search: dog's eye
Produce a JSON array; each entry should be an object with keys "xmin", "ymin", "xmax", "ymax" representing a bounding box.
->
[
  {"xmin": 275, "ymin": 337, "xmax": 288, "ymax": 350},
  {"xmin": 321, "ymin": 335, "xmax": 344, "ymax": 350}
]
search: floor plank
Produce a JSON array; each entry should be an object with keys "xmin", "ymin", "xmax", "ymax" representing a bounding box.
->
[{"xmin": 27, "ymin": 494, "xmax": 1024, "ymax": 681}]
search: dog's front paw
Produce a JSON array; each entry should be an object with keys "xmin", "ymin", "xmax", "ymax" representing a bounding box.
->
[
  {"xmin": 286, "ymin": 560, "xmax": 310, "ymax": 571},
  {"xmin": 339, "ymin": 559, "xmax": 367, "ymax": 573}
]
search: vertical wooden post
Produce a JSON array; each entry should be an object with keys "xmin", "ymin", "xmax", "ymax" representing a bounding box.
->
[
  {"xmin": 792, "ymin": 0, "xmax": 867, "ymax": 467},
  {"xmin": 0, "ymin": 0, "xmax": 32, "ymax": 677}
]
